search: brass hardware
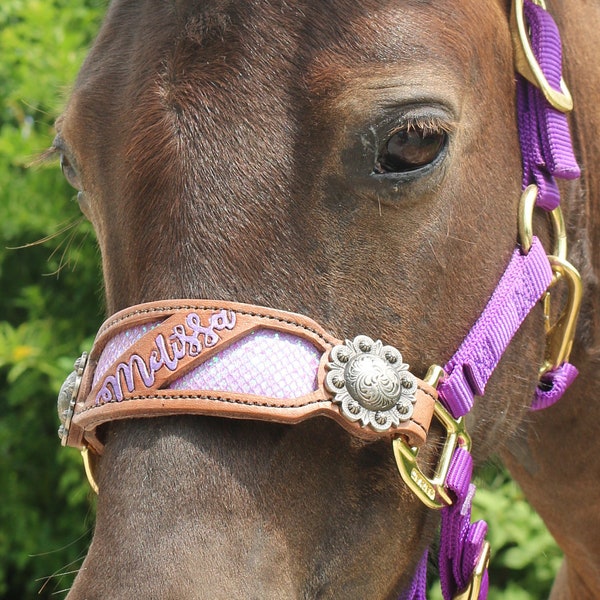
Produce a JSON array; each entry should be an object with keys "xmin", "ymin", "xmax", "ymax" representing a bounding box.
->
[
  {"xmin": 81, "ymin": 446, "xmax": 99, "ymax": 494},
  {"xmin": 518, "ymin": 185, "xmax": 567, "ymax": 264},
  {"xmin": 453, "ymin": 541, "xmax": 491, "ymax": 600},
  {"xmin": 393, "ymin": 375, "xmax": 472, "ymax": 509},
  {"xmin": 511, "ymin": 0, "xmax": 573, "ymax": 113},
  {"xmin": 57, "ymin": 352, "xmax": 87, "ymax": 446},
  {"xmin": 424, "ymin": 364, "xmax": 446, "ymax": 389},
  {"xmin": 517, "ymin": 185, "xmax": 538, "ymax": 255},
  {"xmin": 540, "ymin": 255, "xmax": 583, "ymax": 375},
  {"xmin": 517, "ymin": 186, "xmax": 582, "ymax": 376}
]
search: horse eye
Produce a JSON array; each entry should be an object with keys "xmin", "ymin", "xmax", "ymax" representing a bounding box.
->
[
  {"xmin": 374, "ymin": 126, "xmax": 446, "ymax": 174},
  {"xmin": 60, "ymin": 153, "xmax": 82, "ymax": 191}
]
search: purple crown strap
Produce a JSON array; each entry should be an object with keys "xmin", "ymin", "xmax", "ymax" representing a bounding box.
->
[
  {"xmin": 438, "ymin": 237, "xmax": 552, "ymax": 418},
  {"xmin": 517, "ymin": 0, "xmax": 580, "ymax": 210}
]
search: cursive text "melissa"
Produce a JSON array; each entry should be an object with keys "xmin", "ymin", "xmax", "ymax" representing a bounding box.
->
[{"xmin": 96, "ymin": 310, "xmax": 236, "ymax": 404}]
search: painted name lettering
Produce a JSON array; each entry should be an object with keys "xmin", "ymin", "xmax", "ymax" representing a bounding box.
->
[{"xmin": 96, "ymin": 310, "xmax": 236, "ymax": 404}]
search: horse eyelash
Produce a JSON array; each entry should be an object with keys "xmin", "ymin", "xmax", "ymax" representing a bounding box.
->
[
  {"xmin": 32, "ymin": 146, "xmax": 61, "ymax": 168},
  {"xmin": 390, "ymin": 115, "xmax": 455, "ymax": 137}
]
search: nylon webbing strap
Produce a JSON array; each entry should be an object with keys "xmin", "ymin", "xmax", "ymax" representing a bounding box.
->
[{"xmin": 437, "ymin": 237, "xmax": 552, "ymax": 419}]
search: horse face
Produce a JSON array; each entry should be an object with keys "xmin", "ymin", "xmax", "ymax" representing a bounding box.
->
[{"xmin": 57, "ymin": 1, "xmax": 546, "ymax": 597}]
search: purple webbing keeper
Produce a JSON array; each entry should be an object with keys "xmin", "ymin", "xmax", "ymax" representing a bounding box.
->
[{"xmin": 532, "ymin": 361, "xmax": 579, "ymax": 410}]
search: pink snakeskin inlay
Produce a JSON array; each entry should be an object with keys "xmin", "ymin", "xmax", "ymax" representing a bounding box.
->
[
  {"xmin": 169, "ymin": 329, "xmax": 321, "ymax": 399},
  {"xmin": 93, "ymin": 321, "xmax": 163, "ymax": 385}
]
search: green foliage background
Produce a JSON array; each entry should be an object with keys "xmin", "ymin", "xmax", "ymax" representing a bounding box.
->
[
  {"xmin": 0, "ymin": 1, "xmax": 562, "ymax": 598},
  {"xmin": 1, "ymin": 1, "xmax": 104, "ymax": 597}
]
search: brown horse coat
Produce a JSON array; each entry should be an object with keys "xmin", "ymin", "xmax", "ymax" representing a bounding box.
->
[{"xmin": 53, "ymin": 1, "xmax": 600, "ymax": 598}]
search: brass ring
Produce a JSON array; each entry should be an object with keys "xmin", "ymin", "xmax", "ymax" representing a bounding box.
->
[{"xmin": 518, "ymin": 184, "xmax": 567, "ymax": 267}]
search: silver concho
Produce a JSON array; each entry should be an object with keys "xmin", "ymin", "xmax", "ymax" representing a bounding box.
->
[
  {"xmin": 325, "ymin": 336, "xmax": 417, "ymax": 433},
  {"xmin": 57, "ymin": 352, "xmax": 87, "ymax": 445}
]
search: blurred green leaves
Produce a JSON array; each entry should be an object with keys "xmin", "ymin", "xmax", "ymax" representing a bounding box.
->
[{"xmin": 1, "ymin": 1, "xmax": 104, "ymax": 597}]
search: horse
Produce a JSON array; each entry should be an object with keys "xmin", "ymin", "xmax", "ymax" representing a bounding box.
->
[{"xmin": 51, "ymin": 0, "xmax": 600, "ymax": 598}]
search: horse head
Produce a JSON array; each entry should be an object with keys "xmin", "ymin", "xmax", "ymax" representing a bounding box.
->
[{"xmin": 53, "ymin": 1, "xmax": 600, "ymax": 598}]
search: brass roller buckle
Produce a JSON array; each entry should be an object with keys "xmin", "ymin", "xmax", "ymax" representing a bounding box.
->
[
  {"xmin": 518, "ymin": 185, "xmax": 583, "ymax": 376},
  {"xmin": 393, "ymin": 366, "xmax": 471, "ymax": 510},
  {"xmin": 511, "ymin": 0, "xmax": 573, "ymax": 113}
]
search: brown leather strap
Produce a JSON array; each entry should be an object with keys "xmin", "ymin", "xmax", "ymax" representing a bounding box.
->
[{"xmin": 64, "ymin": 300, "xmax": 437, "ymax": 453}]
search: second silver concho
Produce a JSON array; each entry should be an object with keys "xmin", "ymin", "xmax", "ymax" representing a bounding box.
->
[{"xmin": 325, "ymin": 335, "xmax": 417, "ymax": 433}]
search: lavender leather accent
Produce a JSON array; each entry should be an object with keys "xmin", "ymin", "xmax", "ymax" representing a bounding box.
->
[
  {"xmin": 93, "ymin": 321, "xmax": 162, "ymax": 385},
  {"xmin": 438, "ymin": 237, "xmax": 553, "ymax": 418},
  {"xmin": 532, "ymin": 361, "xmax": 579, "ymax": 411},
  {"xmin": 169, "ymin": 329, "xmax": 321, "ymax": 399},
  {"xmin": 517, "ymin": 0, "xmax": 580, "ymax": 211},
  {"xmin": 439, "ymin": 448, "xmax": 488, "ymax": 600}
]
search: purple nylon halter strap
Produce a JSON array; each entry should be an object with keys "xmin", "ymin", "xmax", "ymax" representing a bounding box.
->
[
  {"xmin": 439, "ymin": 449, "xmax": 489, "ymax": 600},
  {"xmin": 398, "ymin": 235, "xmax": 551, "ymax": 600},
  {"xmin": 398, "ymin": 450, "xmax": 489, "ymax": 600},
  {"xmin": 401, "ymin": 1, "xmax": 580, "ymax": 598},
  {"xmin": 517, "ymin": 0, "xmax": 580, "ymax": 211},
  {"xmin": 437, "ymin": 237, "xmax": 552, "ymax": 419},
  {"xmin": 516, "ymin": 0, "xmax": 581, "ymax": 411}
]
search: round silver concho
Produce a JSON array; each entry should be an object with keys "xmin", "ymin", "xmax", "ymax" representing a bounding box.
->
[
  {"xmin": 325, "ymin": 335, "xmax": 417, "ymax": 433},
  {"xmin": 57, "ymin": 352, "xmax": 87, "ymax": 445}
]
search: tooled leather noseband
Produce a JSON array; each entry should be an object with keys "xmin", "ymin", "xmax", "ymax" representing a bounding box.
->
[{"xmin": 56, "ymin": 2, "xmax": 583, "ymax": 599}]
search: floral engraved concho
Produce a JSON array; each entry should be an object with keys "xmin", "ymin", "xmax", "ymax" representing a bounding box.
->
[{"xmin": 325, "ymin": 335, "xmax": 418, "ymax": 433}]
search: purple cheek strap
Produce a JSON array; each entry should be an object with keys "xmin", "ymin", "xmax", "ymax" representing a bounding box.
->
[{"xmin": 401, "ymin": 1, "xmax": 582, "ymax": 598}]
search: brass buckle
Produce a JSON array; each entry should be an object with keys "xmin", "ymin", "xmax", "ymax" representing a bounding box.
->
[
  {"xmin": 393, "ymin": 366, "xmax": 471, "ymax": 510},
  {"xmin": 511, "ymin": 0, "xmax": 573, "ymax": 113},
  {"xmin": 453, "ymin": 541, "xmax": 491, "ymax": 600},
  {"xmin": 540, "ymin": 255, "xmax": 583, "ymax": 375}
]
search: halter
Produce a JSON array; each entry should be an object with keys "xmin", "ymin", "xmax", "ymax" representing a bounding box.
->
[{"xmin": 56, "ymin": 1, "xmax": 582, "ymax": 598}]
